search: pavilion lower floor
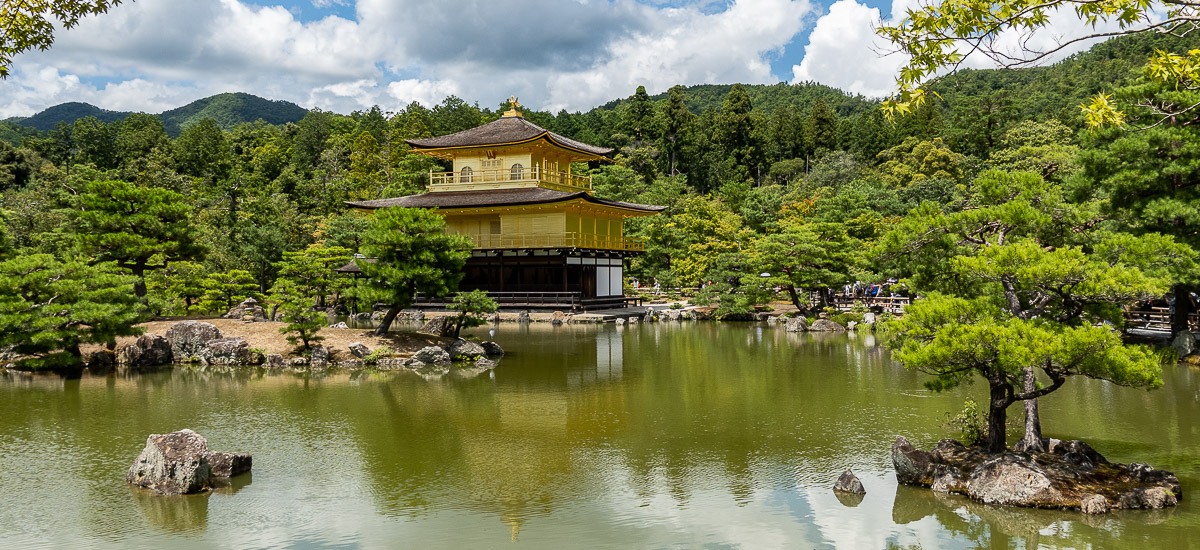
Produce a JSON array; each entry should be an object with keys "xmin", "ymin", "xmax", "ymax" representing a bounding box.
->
[{"xmin": 415, "ymin": 249, "xmax": 638, "ymax": 311}]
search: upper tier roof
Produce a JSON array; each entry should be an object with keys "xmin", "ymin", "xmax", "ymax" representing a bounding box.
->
[
  {"xmin": 345, "ymin": 187, "xmax": 665, "ymax": 213},
  {"xmin": 405, "ymin": 115, "xmax": 615, "ymax": 157}
]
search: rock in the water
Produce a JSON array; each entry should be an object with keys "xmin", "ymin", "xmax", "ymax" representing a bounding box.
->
[
  {"xmin": 328, "ymin": 322, "xmax": 349, "ymax": 329},
  {"xmin": 197, "ymin": 337, "xmax": 260, "ymax": 366},
  {"xmin": 862, "ymin": 312, "xmax": 876, "ymax": 325},
  {"xmin": 833, "ymin": 469, "xmax": 866, "ymax": 494},
  {"xmin": 117, "ymin": 334, "xmax": 174, "ymax": 371},
  {"xmin": 966, "ymin": 453, "xmax": 1062, "ymax": 507},
  {"xmin": 348, "ymin": 342, "xmax": 370, "ymax": 358},
  {"xmin": 414, "ymin": 346, "xmax": 451, "ymax": 364},
  {"xmin": 809, "ymin": 319, "xmax": 847, "ymax": 332},
  {"xmin": 1080, "ymin": 494, "xmax": 1110, "ymax": 514},
  {"xmin": 1119, "ymin": 486, "xmax": 1177, "ymax": 509},
  {"xmin": 87, "ymin": 350, "xmax": 116, "ymax": 374},
  {"xmin": 339, "ymin": 359, "xmax": 365, "ymax": 370},
  {"xmin": 417, "ymin": 317, "xmax": 452, "ymax": 337},
  {"xmin": 475, "ymin": 356, "xmax": 497, "ymax": 368},
  {"xmin": 847, "ymin": 320, "xmax": 858, "ymax": 331},
  {"xmin": 127, "ymin": 429, "xmax": 214, "ymax": 495},
  {"xmin": 1172, "ymin": 331, "xmax": 1197, "ymax": 358},
  {"xmin": 551, "ymin": 311, "xmax": 567, "ymax": 325},
  {"xmin": 615, "ymin": 318, "xmax": 626, "ymax": 325},
  {"xmin": 627, "ymin": 316, "xmax": 640, "ymax": 324},
  {"xmin": 892, "ymin": 436, "xmax": 937, "ymax": 486},
  {"xmin": 448, "ymin": 339, "xmax": 486, "ymax": 359},
  {"xmin": 290, "ymin": 356, "xmax": 309, "ymax": 367},
  {"xmin": 784, "ymin": 316, "xmax": 809, "ymax": 332},
  {"xmin": 165, "ymin": 321, "xmax": 223, "ymax": 360},
  {"xmin": 480, "ymin": 341, "xmax": 504, "ymax": 356},
  {"xmin": 264, "ymin": 354, "xmax": 285, "ymax": 369},
  {"xmin": 310, "ymin": 346, "xmax": 329, "ymax": 368},
  {"xmin": 517, "ymin": 312, "xmax": 531, "ymax": 324},
  {"xmin": 206, "ymin": 452, "xmax": 252, "ymax": 477}
]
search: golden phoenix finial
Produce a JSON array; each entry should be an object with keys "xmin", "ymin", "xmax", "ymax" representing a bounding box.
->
[{"xmin": 508, "ymin": 95, "xmax": 521, "ymax": 110}]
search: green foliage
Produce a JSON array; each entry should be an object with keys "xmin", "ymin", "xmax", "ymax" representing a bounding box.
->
[
  {"xmin": 356, "ymin": 207, "xmax": 472, "ymax": 334},
  {"xmin": 273, "ymin": 244, "xmax": 351, "ymax": 308},
  {"xmin": 199, "ymin": 269, "xmax": 261, "ymax": 314},
  {"xmin": 448, "ymin": 289, "xmax": 498, "ymax": 338},
  {"xmin": 73, "ymin": 179, "xmax": 203, "ymax": 296},
  {"xmin": 879, "ymin": 170, "xmax": 1188, "ymax": 451},
  {"xmin": 270, "ymin": 279, "xmax": 325, "ymax": 351},
  {"xmin": 0, "ymin": 1, "xmax": 124, "ymax": 78},
  {"xmin": 746, "ymin": 220, "xmax": 861, "ymax": 311},
  {"xmin": 0, "ymin": 254, "xmax": 143, "ymax": 370},
  {"xmin": 144, "ymin": 260, "xmax": 207, "ymax": 316},
  {"xmin": 943, "ymin": 399, "xmax": 987, "ymax": 446},
  {"xmin": 876, "ymin": 137, "xmax": 965, "ymax": 188}
]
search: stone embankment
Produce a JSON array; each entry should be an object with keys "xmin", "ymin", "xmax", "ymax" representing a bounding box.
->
[{"xmin": 891, "ymin": 436, "xmax": 1181, "ymax": 514}]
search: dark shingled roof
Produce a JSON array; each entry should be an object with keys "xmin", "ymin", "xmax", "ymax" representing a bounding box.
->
[
  {"xmin": 345, "ymin": 188, "xmax": 665, "ymax": 212},
  {"xmin": 405, "ymin": 115, "xmax": 614, "ymax": 157}
]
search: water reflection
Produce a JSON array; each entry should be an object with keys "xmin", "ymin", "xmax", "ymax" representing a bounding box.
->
[{"xmin": 1, "ymin": 323, "xmax": 1198, "ymax": 548}]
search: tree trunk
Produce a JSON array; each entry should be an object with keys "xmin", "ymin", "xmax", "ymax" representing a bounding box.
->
[
  {"xmin": 786, "ymin": 285, "xmax": 805, "ymax": 312},
  {"xmin": 133, "ymin": 263, "xmax": 147, "ymax": 298},
  {"xmin": 1017, "ymin": 368, "xmax": 1045, "ymax": 453},
  {"xmin": 1172, "ymin": 284, "xmax": 1193, "ymax": 337},
  {"xmin": 986, "ymin": 380, "xmax": 1010, "ymax": 453},
  {"xmin": 373, "ymin": 305, "xmax": 402, "ymax": 336}
]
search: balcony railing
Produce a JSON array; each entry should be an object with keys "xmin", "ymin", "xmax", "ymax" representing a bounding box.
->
[
  {"xmin": 429, "ymin": 166, "xmax": 592, "ymax": 192},
  {"xmin": 466, "ymin": 232, "xmax": 644, "ymax": 251}
]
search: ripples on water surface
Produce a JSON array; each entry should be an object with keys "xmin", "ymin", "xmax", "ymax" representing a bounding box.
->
[{"xmin": 1, "ymin": 322, "xmax": 1198, "ymax": 548}]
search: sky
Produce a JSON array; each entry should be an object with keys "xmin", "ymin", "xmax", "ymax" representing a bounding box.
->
[{"xmin": 0, "ymin": 0, "xmax": 1125, "ymax": 119}]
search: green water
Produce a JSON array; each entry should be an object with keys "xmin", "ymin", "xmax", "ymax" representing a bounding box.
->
[{"xmin": 1, "ymin": 322, "xmax": 1198, "ymax": 549}]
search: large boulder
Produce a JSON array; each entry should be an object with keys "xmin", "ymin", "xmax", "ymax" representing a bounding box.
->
[
  {"xmin": 833, "ymin": 469, "xmax": 866, "ymax": 494},
  {"xmin": 348, "ymin": 342, "xmax": 370, "ymax": 358},
  {"xmin": 417, "ymin": 317, "xmax": 453, "ymax": 337},
  {"xmin": 264, "ymin": 354, "xmax": 286, "ymax": 369},
  {"xmin": 206, "ymin": 451, "xmax": 252, "ymax": 478},
  {"xmin": 517, "ymin": 311, "xmax": 531, "ymax": 324},
  {"xmin": 127, "ymin": 429, "xmax": 214, "ymax": 495},
  {"xmin": 197, "ymin": 337, "xmax": 261, "ymax": 366},
  {"xmin": 966, "ymin": 453, "xmax": 1063, "ymax": 507},
  {"xmin": 448, "ymin": 339, "xmax": 486, "ymax": 359},
  {"xmin": 551, "ymin": 311, "xmax": 567, "ymax": 325},
  {"xmin": 310, "ymin": 346, "xmax": 329, "ymax": 368},
  {"xmin": 784, "ymin": 317, "xmax": 809, "ymax": 332},
  {"xmin": 165, "ymin": 321, "xmax": 223, "ymax": 360},
  {"xmin": 892, "ymin": 436, "xmax": 937, "ymax": 486},
  {"xmin": 86, "ymin": 350, "xmax": 116, "ymax": 375},
  {"xmin": 480, "ymin": 341, "xmax": 504, "ymax": 357},
  {"xmin": 117, "ymin": 334, "xmax": 174, "ymax": 371},
  {"xmin": 414, "ymin": 346, "xmax": 451, "ymax": 364},
  {"xmin": 809, "ymin": 319, "xmax": 847, "ymax": 332},
  {"xmin": 126, "ymin": 429, "xmax": 252, "ymax": 495}
]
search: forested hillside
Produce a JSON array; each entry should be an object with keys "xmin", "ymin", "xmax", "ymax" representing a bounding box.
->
[{"xmin": 1, "ymin": 31, "xmax": 1197, "ymax": 369}]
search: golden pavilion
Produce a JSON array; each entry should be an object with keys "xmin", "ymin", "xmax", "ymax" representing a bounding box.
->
[{"xmin": 345, "ymin": 98, "xmax": 664, "ymax": 310}]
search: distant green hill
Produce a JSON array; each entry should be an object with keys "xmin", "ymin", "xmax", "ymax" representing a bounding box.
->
[
  {"xmin": 19, "ymin": 102, "xmax": 131, "ymax": 131},
  {"xmin": 10, "ymin": 93, "xmax": 308, "ymax": 137},
  {"xmin": 159, "ymin": 92, "xmax": 308, "ymax": 136},
  {"xmin": 596, "ymin": 82, "xmax": 878, "ymax": 118}
]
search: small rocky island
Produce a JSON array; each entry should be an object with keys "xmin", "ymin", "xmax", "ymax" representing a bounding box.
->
[
  {"xmin": 127, "ymin": 429, "xmax": 252, "ymax": 495},
  {"xmin": 892, "ymin": 436, "xmax": 1181, "ymax": 514}
]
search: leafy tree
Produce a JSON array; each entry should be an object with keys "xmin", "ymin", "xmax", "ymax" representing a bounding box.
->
[
  {"xmin": 73, "ymin": 116, "xmax": 118, "ymax": 170},
  {"xmin": 145, "ymin": 260, "xmax": 207, "ymax": 315},
  {"xmin": 748, "ymin": 220, "xmax": 860, "ymax": 311},
  {"xmin": 0, "ymin": 141, "xmax": 44, "ymax": 190},
  {"xmin": 876, "ymin": 0, "xmax": 1200, "ymax": 126},
  {"xmin": 0, "ymin": 254, "xmax": 143, "ymax": 370},
  {"xmin": 73, "ymin": 179, "xmax": 203, "ymax": 297},
  {"xmin": 114, "ymin": 113, "xmax": 170, "ymax": 168},
  {"xmin": 804, "ymin": 99, "xmax": 839, "ymax": 157},
  {"xmin": 0, "ymin": 0, "xmax": 125, "ymax": 78},
  {"xmin": 621, "ymin": 86, "xmax": 658, "ymax": 142},
  {"xmin": 876, "ymin": 137, "xmax": 965, "ymax": 188},
  {"xmin": 270, "ymin": 279, "xmax": 325, "ymax": 351},
  {"xmin": 659, "ymin": 85, "xmax": 695, "ymax": 176},
  {"xmin": 356, "ymin": 207, "xmax": 472, "ymax": 335},
  {"xmin": 879, "ymin": 170, "xmax": 1192, "ymax": 452},
  {"xmin": 990, "ymin": 120, "xmax": 1079, "ymax": 182},
  {"xmin": 448, "ymin": 289, "xmax": 498, "ymax": 338},
  {"xmin": 199, "ymin": 269, "xmax": 261, "ymax": 314},
  {"xmin": 274, "ymin": 244, "xmax": 351, "ymax": 308},
  {"xmin": 173, "ymin": 118, "xmax": 232, "ymax": 180}
]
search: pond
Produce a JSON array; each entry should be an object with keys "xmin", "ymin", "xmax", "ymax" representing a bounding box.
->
[{"xmin": 1, "ymin": 322, "xmax": 1197, "ymax": 549}]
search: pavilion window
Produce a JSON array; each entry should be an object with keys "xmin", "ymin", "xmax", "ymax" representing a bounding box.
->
[
  {"xmin": 510, "ymin": 163, "xmax": 524, "ymax": 180},
  {"xmin": 460, "ymin": 166, "xmax": 473, "ymax": 183}
]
